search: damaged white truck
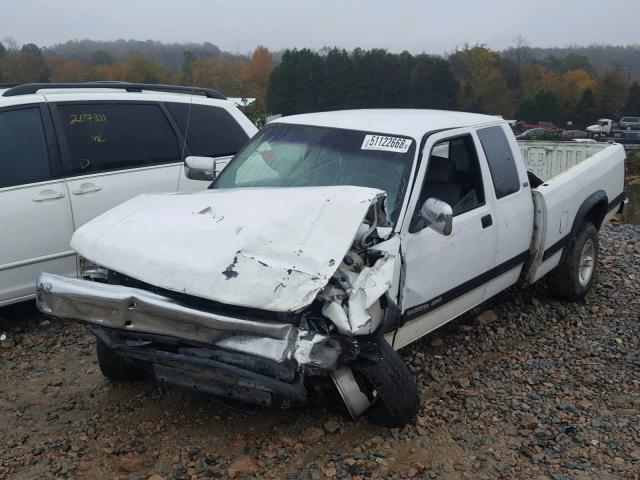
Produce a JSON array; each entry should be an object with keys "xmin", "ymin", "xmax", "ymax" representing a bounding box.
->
[{"xmin": 36, "ymin": 110, "xmax": 626, "ymax": 426}]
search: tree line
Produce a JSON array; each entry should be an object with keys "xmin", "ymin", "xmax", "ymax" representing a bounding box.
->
[
  {"xmin": 267, "ymin": 45, "xmax": 640, "ymax": 129},
  {"xmin": 0, "ymin": 39, "xmax": 274, "ymax": 125},
  {"xmin": 1, "ymin": 38, "xmax": 639, "ymax": 129}
]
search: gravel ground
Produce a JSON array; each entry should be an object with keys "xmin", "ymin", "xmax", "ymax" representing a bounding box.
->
[{"xmin": 1, "ymin": 224, "xmax": 638, "ymax": 480}]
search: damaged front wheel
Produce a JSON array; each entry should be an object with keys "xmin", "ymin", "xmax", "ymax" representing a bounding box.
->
[
  {"xmin": 350, "ymin": 340, "xmax": 420, "ymax": 427},
  {"xmin": 96, "ymin": 338, "xmax": 146, "ymax": 382}
]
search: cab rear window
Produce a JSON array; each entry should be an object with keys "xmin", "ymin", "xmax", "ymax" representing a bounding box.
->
[{"xmin": 477, "ymin": 125, "xmax": 520, "ymax": 199}]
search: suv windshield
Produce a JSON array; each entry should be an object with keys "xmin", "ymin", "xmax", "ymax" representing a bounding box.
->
[{"xmin": 214, "ymin": 123, "xmax": 416, "ymax": 222}]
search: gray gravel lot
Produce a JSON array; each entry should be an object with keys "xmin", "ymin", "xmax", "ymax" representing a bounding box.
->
[{"xmin": 1, "ymin": 224, "xmax": 638, "ymax": 480}]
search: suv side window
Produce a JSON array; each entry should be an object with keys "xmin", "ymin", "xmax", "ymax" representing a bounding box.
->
[
  {"xmin": 57, "ymin": 103, "xmax": 180, "ymax": 175},
  {"xmin": 166, "ymin": 103, "xmax": 249, "ymax": 157},
  {"xmin": 418, "ymin": 134, "xmax": 485, "ymax": 217},
  {"xmin": 477, "ymin": 125, "xmax": 520, "ymax": 199},
  {"xmin": 0, "ymin": 107, "xmax": 51, "ymax": 188}
]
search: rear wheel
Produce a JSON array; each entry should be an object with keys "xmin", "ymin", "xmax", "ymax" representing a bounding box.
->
[
  {"xmin": 547, "ymin": 222, "xmax": 598, "ymax": 301},
  {"xmin": 351, "ymin": 340, "xmax": 420, "ymax": 427},
  {"xmin": 96, "ymin": 338, "xmax": 146, "ymax": 381}
]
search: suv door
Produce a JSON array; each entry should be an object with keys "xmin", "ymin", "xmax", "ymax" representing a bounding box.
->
[
  {"xmin": 395, "ymin": 129, "xmax": 498, "ymax": 348},
  {"xmin": 51, "ymin": 102, "xmax": 183, "ymax": 228},
  {"xmin": 0, "ymin": 104, "xmax": 75, "ymax": 305},
  {"xmin": 165, "ymin": 102, "xmax": 252, "ymax": 191}
]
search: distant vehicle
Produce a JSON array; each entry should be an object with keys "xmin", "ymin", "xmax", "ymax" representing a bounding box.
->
[
  {"xmin": 516, "ymin": 127, "xmax": 551, "ymax": 140},
  {"xmin": 619, "ymin": 116, "xmax": 640, "ymax": 131},
  {"xmin": 561, "ymin": 130, "xmax": 589, "ymax": 140},
  {"xmin": 520, "ymin": 122, "xmax": 563, "ymax": 133},
  {"xmin": 538, "ymin": 122, "xmax": 565, "ymax": 133},
  {"xmin": 587, "ymin": 118, "xmax": 614, "ymax": 136},
  {"xmin": 604, "ymin": 130, "xmax": 640, "ymax": 144}
]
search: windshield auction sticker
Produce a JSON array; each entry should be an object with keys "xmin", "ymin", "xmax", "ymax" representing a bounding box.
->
[{"xmin": 361, "ymin": 135, "xmax": 412, "ymax": 153}]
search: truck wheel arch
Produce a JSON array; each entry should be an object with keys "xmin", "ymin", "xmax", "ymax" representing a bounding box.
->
[{"xmin": 570, "ymin": 190, "xmax": 608, "ymax": 236}]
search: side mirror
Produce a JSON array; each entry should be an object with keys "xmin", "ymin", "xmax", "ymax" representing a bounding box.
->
[
  {"xmin": 419, "ymin": 197, "xmax": 453, "ymax": 235},
  {"xmin": 184, "ymin": 156, "xmax": 216, "ymax": 181}
]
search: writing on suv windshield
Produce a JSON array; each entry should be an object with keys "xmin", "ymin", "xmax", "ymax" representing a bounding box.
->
[{"xmin": 214, "ymin": 123, "xmax": 416, "ymax": 221}]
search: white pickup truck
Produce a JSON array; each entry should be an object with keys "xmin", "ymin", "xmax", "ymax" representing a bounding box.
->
[{"xmin": 36, "ymin": 110, "xmax": 626, "ymax": 426}]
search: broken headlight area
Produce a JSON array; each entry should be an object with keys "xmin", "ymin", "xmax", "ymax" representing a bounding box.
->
[
  {"xmin": 316, "ymin": 252, "xmax": 399, "ymax": 336},
  {"xmin": 310, "ymin": 197, "xmax": 402, "ymax": 337},
  {"xmin": 78, "ymin": 257, "xmax": 110, "ymax": 282}
]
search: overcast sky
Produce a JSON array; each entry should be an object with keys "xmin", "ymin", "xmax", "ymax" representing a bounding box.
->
[{"xmin": 2, "ymin": 0, "xmax": 638, "ymax": 54}]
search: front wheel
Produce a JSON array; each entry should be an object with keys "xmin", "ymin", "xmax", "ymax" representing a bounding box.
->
[
  {"xmin": 350, "ymin": 340, "xmax": 420, "ymax": 427},
  {"xmin": 96, "ymin": 338, "xmax": 147, "ymax": 381},
  {"xmin": 547, "ymin": 222, "xmax": 598, "ymax": 301}
]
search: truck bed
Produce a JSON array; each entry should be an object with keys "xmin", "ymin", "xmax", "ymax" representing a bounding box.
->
[
  {"xmin": 519, "ymin": 141, "xmax": 626, "ymax": 283},
  {"xmin": 519, "ymin": 141, "xmax": 615, "ymax": 182}
]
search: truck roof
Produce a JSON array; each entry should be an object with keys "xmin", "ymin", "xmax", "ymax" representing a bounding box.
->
[{"xmin": 273, "ymin": 109, "xmax": 503, "ymax": 138}]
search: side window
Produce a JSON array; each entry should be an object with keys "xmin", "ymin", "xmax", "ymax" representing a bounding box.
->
[
  {"xmin": 166, "ymin": 103, "xmax": 249, "ymax": 158},
  {"xmin": 57, "ymin": 103, "xmax": 180, "ymax": 175},
  {"xmin": 419, "ymin": 135, "xmax": 485, "ymax": 216},
  {"xmin": 477, "ymin": 126, "xmax": 520, "ymax": 199},
  {"xmin": 0, "ymin": 107, "xmax": 51, "ymax": 188}
]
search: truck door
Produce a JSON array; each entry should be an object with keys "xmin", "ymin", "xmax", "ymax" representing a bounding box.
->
[
  {"xmin": 395, "ymin": 129, "xmax": 497, "ymax": 349},
  {"xmin": 475, "ymin": 124, "xmax": 533, "ymax": 299}
]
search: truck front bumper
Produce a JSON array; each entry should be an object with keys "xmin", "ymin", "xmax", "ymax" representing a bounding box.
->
[{"xmin": 36, "ymin": 273, "xmax": 357, "ymax": 407}]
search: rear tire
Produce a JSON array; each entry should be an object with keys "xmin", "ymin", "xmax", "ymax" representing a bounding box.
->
[
  {"xmin": 96, "ymin": 338, "xmax": 146, "ymax": 381},
  {"xmin": 351, "ymin": 340, "xmax": 420, "ymax": 427},
  {"xmin": 547, "ymin": 222, "xmax": 598, "ymax": 301}
]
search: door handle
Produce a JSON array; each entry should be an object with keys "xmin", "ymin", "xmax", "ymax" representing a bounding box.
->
[
  {"xmin": 72, "ymin": 183, "xmax": 102, "ymax": 195},
  {"xmin": 481, "ymin": 214, "xmax": 493, "ymax": 228},
  {"xmin": 32, "ymin": 189, "xmax": 65, "ymax": 202}
]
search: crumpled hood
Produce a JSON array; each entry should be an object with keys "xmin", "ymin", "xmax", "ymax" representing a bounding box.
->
[{"xmin": 71, "ymin": 186, "xmax": 386, "ymax": 312}]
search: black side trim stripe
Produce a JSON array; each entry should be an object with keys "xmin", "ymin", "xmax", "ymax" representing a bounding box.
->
[
  {"xmin": 607, "ymin": 192, "xmax": 625, "ymax": 213},
  {"xmin": 542, "ymin": 234, "xmax": 570, "ymax": 262},
  {"xmin": 404, "ymin": 250, "xmax": 529, "ymax": 321}
]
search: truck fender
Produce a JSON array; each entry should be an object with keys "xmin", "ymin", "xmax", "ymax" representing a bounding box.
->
[
  {"xmin": 570, "ymin": 190, "xmax": 608, "ymax": 237},
  {"xmin": 557, "ymin": 190, "xmax": 608, "ymax": 266}
]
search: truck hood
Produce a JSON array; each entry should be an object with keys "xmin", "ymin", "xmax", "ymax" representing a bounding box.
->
[{"xmin": 71, "ymin": 186, "xmax": 386, "ymax": 312}]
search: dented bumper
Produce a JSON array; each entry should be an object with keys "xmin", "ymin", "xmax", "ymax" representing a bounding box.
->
[{"xmin": 36, "ymin": 273, "xmax": 349, "ymax": 371}]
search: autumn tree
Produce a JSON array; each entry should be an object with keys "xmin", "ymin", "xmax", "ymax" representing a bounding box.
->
[
  {"xmin": 449, "ymin": 45, "xmax": 514, "ymax": 117},
  {"xmin": 2, "ymin": 43, "xmax": 49, "ymax": 83},
  {"xmin": 47, "ymin": 58, "xmax": 90, "ymax": 82},
  {"xmin": 189, "ymin": 58, "xmax": 248, "ymax": 97},
  {"xmin": 245, "ymin": 46, "xmax": 274, "ymax": 107}
]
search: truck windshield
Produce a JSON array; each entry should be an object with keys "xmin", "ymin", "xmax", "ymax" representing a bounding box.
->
[{"xmin": 214, "ymin": 123, "xmax": 416, "ymax": 222}]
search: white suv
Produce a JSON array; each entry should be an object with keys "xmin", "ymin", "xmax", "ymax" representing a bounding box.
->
[{"xmin": 0, "ymin": 82, "xmax": 257, "ymax": 306}]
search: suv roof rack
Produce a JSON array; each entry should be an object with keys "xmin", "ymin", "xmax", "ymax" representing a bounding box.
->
[{"xmin": 1, "ymin": 82, "xmax": 226, "ymax": 100}]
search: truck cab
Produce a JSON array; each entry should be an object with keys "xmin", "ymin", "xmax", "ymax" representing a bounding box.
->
[{"xmin": 587, "ymin": 118, "xmax": 614, "ymax": 136}]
